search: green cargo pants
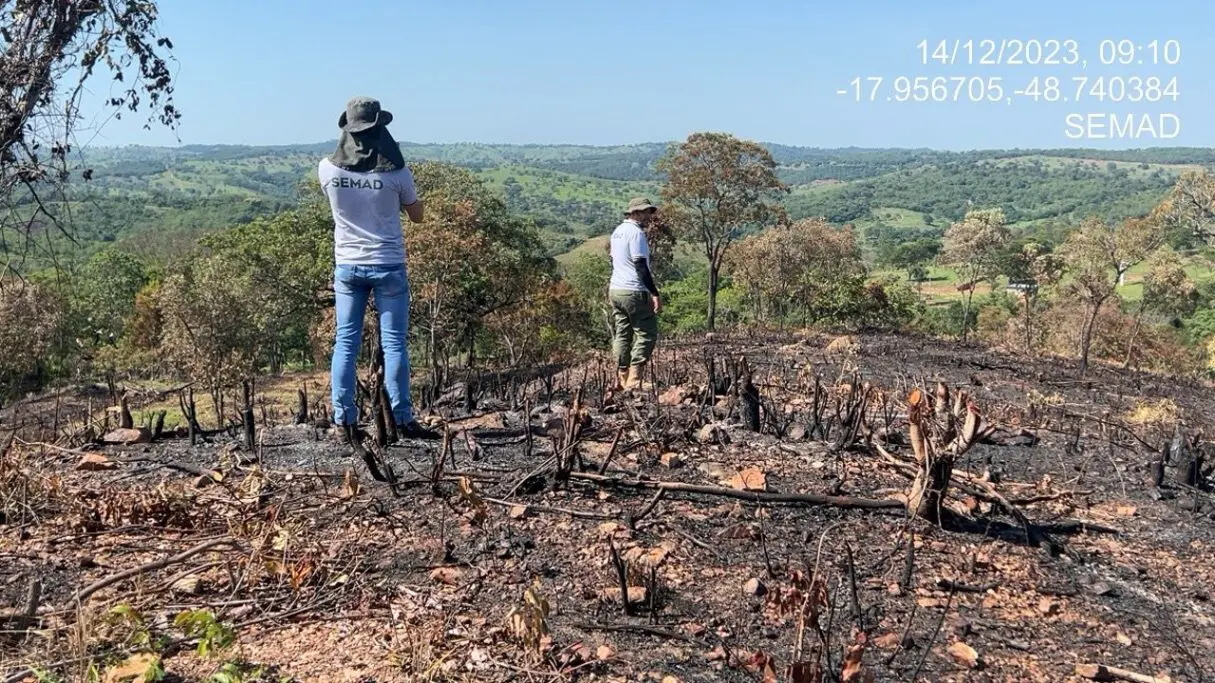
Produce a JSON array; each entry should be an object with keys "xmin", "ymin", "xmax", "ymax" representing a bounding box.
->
[{"xmin": 610, "ymin": 289, "xmax": 658, "ymax": 369}]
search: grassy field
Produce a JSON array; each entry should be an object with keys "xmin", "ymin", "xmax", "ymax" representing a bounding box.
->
[{"xmin": 878, "ymin": 253, "xmax": 1215, "ymax": 306}]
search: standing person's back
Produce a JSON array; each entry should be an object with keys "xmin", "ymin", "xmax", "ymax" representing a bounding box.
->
[
  {"xmin": 608, "ymin": 198, "xmax": 662, "ymax": 390},
  {"xmin": 320, "ymin": 158, "xmax": 416, "ymax": 266},
  {"xmin": 321, "ymin": 97, "xmax": 439, "ymax": 484}
]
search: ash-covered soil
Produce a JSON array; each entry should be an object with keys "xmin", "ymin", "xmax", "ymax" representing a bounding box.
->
[{"xmin": 3, "ymin": 331, "xmax": 1214, "ymax": 683}]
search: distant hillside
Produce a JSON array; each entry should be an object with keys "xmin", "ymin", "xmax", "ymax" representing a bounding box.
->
[{"xmin": 25, "ymin": 142, "xmax": 1215, "ymax": 265}]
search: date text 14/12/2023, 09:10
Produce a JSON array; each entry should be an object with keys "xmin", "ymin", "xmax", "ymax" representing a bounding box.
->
[{"xmin": 915, "ymin": 38, "xmax": 1180, "ymax": 67}]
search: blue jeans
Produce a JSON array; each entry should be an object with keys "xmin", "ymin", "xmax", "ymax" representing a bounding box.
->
[{"xmin": 331, "ymin": 264, "xmax": 414, "ymax": 426}]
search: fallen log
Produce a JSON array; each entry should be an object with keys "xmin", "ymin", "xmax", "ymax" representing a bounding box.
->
[
  {"xmin": 568, "ymin": 472, "xmax": 904, "ymax": 510},
  {"xmin": 1075, "ymin": 663, "xmax": 1172, "ymax": 683}
]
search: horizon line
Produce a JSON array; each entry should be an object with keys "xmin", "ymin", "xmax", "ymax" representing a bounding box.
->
[{"xmin": 81, "ymin": 139, "xmax": 1215, "ymax": 154}]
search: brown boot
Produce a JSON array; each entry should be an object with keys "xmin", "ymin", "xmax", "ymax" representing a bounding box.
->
[
  {"xmin": 624, "ymin": 363, "xmax": 645, "ymax": 390},
  {"xmin": 614, "ymin": 368, "xmax": 629, "ymax": 391}
]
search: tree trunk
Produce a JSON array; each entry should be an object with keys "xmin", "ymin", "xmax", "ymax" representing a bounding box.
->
[
  {"xmin": 294, "ymin": 386, "xmax": 309, "ymax": 425},
  {"xmin": 1079, "ymin": 303, "xmax": 1101, "ymax": 377},
  {"xmin": 1022, "ymin": 294, "xmax": 1034, "ymax": 356},
  {"xmin": 706, "ymin": 263, "xmax": 720, "ymax": 331},
  {"xmin": 241, "ymin": 379, "xmax": 255, "ymax": 452},
  {"xmin": 908, "ymin": 448, "xmax": 955, "ymax": 523},
  {"xmin": 739, "ymin": 365, "xmax": 760, "ymax": 432},
  {"xmin": 960, "ymin": 288, "xmax": 975, "ymax": 342},
  {"xmin": 1122, "ymin": 303, "xmax": 1147, "ymax": 369}
]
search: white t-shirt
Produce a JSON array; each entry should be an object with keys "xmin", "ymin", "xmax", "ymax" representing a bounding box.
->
[
  {"xmin": 319, "ymin": 158, "xmax": 418, "ymax": 266},
  {"xmin": 608, "ymin": 219, "xmax": 651, "ymax": 291}
]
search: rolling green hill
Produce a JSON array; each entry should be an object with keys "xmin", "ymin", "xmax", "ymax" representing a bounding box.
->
[{"xmin": 19, "ymin": 142, "xmax": 1214, "ymax": 267}]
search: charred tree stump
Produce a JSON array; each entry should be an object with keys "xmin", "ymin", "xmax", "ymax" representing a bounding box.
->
[
  {"xmin": 241, "ymin": 379, "xmax": 256, "ymax": 452},
  {"xmin": 830, "ymin": 380, "xmax": 872, "ymax": 454},
  {"xmin": 151, "ymin": 411, "xmax": 166, "ymax": 441},
  {"xmin": 1171, "ymin": 426, "xmax": 1203, "ymax": 488},
  {"xmin": 185, "ymin": 388, "xmax": 198, "ymax": 446},
  {"xmin": 294, "ymin": 386, "xmax": 309, "ymax": 425},
  {"xmin": 464, "ymin": 373, "xmax": 476, "ymax": 414},
  {"xmin": 738, "ymin": 360, "xmax": 761, "ymax": 433},
  {"xmin": 1151, "ymin": 442, "xmax": 1167, "ymax": 488},
  {"xmin": 118, "ymin": 394, "xmax": 134, "ymax": 430},
  {"xmin": 906, "ymin": 383, "xmax": 985, "ymax": 524}
]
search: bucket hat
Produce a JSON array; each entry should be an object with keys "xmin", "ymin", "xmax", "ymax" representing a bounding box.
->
[
  {"xmin": 624, "ymin": 197, "xmax": 658, "ymax": 214},
  {"xmin": 338, "ymin": 96, "xmax": 393, "ymax": 133}
]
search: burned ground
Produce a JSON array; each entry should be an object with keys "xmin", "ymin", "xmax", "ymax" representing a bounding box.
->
[{"xmin": 2, "ymin": 331, "xmax": 1214, "ymax": 682}]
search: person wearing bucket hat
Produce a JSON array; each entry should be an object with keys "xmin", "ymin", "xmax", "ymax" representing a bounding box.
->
[
  {"xmin": 319, "ymin": 96, "xmax": 439, "ymax": 472},
  {"xmin": 608, "ymin": 197, "xmax": 662, "ymax": 390}
]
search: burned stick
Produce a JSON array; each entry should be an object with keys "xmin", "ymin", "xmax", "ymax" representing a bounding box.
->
[
  {"xmin": 608, "ymin": 539, "xmax": 633, "ymax": 616},
  {"xmin": 570, "ymin": 472, "xmax": 904, "ymax": 510},
  {"xmin": 627, "ymin": 488, "xmax": 667, "ymax": 529},
  {"xmin": 598, "ymin": 427, "xmax": 624, "ymax": 475},
  {"xmin": 846, "ymin": 542, "xmax": 862, "ymax": 626},
  {"xmin": 900, "ymin": 530, "xmax": 916, "ymax": 590},
  {"xmin": 907, "ymin": 584, "xmax": 955, "ymax": 681},
  {"xmin": 241, "ymin": 379, "xmax": 255, "ymax": 452}
]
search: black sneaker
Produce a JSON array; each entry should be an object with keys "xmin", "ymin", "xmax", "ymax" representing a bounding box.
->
[{"xmin": 397, "ymin": 420, "xmax": 441, "ymax": 440}]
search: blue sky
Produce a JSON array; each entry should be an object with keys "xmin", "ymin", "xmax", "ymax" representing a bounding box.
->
[{"xmin": 80, "ymin": 0, "xmax": 1214, "ymax": 150}]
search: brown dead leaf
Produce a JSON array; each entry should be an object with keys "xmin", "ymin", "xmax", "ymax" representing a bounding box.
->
[
  {"xmin": 103, "ymin": 652, "xmax": 161, "ymax": 683},
  {"xmin": 597, "ymin": 521, "xmax": 624, "ymax": 537},
  {"xmin": 841, "ymin": 630, "xmax": 868, "ymax": 682},
  {"xmin": 509, "ymin": 505, "xmax": 528, "ymax": 519},
  {"xmin": 101, "ymin": 428, "xmax": 152, "ymax": 445},
  {"xmin": 452, "ymin": 412, "xmax": 506, "ymax": 431},
  {"xmin": 457, "ymin": 476, "xmax": 489, "ymax": 523},
  {"xmin": 1116, "ymin": 631, "xmax": 1134, "ymax": 646},
  {"xmin": 947, "ymin": 641, "xmax": 981, "ymax": 669},
  {"xmin": 430, "ymin": 567, "xmax": 464, "ymax": 585},
  {"xmin": 171, "ymin": 575, "xmax": 202, "ymax": 595},
  {"xmin": 1037, "ymin": 597, "xmax": 1059, "ymax": 615},
  {"xmin": 1116, "ymin": 505, "xmax": 1138, "ymax": 517},
  {"xmin": 730, "ymin": 467, "xmax": 767, "ymax": 492},
  {"xmin": 745, "ymin": 650, "xmax": 778, "ymax": 683},
  {"xmin": 339, "ymin": 469, "xmax": 359, "ymax": 499},
  {"xmin": 718, "ymin": 523, "xmax": 757, "ymax": 540},
  {"xmin": 660, "ymin": 452, "xmax": 685, "ymax": 468},
  {"xmin": 873, "ymin": 632, "xmax": 902, "ymax": 649},
  {"xmin": 597, "ymin": 585, "xmax": 647, "ymax": 604},
  {"xmin": 596, "ymin": 644, "xmax": 614, "ymax": 660},
  {"xmin": 76, "ymin": 453, "xmax": 117, "ymax": 471}
]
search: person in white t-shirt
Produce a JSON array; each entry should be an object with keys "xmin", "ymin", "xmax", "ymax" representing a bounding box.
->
[
  {"xmin": 319, "ymin": 97, "xmax": 438, "ymax": 479},
  {"xmin": 608, "ymin": 197, "xmax": 662, "ymax": 390}
]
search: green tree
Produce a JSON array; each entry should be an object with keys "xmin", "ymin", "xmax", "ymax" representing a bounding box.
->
[
  {"xmin": 1, "ymin": 0, "xmax": 179, "ymax": 272},
  {"xmin": 0, "ymin": 276, "xmax": 64, "ymax": 403},
  {"xmin": 1058, "ymin": 215, "xmax": 1166, "ymax": 375},
  {"xmin": 1153, "ymin": 170, "xmax": 1215, "ymax": 244},
  {"xmin": 407, "ymin": 162, "xmax": 550, "ymax": 385},
  {"xmin": 727, "ymin": 218, "xmax": 866, "ymax": 326},
  {"xmin": 1124, "ymin": 247, "xmax": 1195, "ymax": 368},
  {"xmin": 70, "ymin": 249, "xmax": 151, "ymax": 348},
  {"xmin": 887, "ymin": 238, "xmax": 941, "ymax": 282},
  {"xmin": 940, "ymin": 208, "xmax": 1011, "ymax": 341},
  {"xmin": 563, "ymin": 252, "xmax": 613, "ymax": 344},
  {"xmin": 656, "ymin": 132, "xmax": 788, "ymax": 330}
]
